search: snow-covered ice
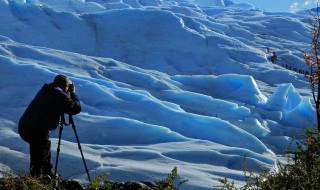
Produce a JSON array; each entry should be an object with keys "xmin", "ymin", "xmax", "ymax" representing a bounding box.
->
[{"xmin": 0, "ymin": 0, "xmax": 316, "ymax": 189}]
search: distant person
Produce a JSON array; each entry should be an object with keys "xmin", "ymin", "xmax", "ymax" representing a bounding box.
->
[
  {"xmin": 270, "ymin": 51, "xmax": 277, "ymax": 64},
  {"xmin": 18, "ymin": 74, "xmax": 81, "ymax": 178}
]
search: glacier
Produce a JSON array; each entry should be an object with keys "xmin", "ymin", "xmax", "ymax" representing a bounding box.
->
[{"xmin": 0, "ymin": 0, "xmax": 317, "ymax": 189}]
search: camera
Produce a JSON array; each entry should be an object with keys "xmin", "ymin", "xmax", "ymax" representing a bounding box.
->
[{"xmin": 68, "ymin": 83, "xmax": 74, "ymax": 93}]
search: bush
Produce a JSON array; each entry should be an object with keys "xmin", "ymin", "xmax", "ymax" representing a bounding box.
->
[
  {"xmin": 0, "ymin": 167, "xmax": 188, "ymax": 190},
  {"xmin": 86, "ymin": 172, "xmax": 111, "ymax": 190},
  {"xmin": 216, "ymin": 127, "xmax": 320, "ymax": 190},
  {"xmin": 0, "ymin": 172, "xmax": 50, "ymax": 190},
  {"xmin": 153, "ymin": 167, "xmax": 188, "ymax": 190}
]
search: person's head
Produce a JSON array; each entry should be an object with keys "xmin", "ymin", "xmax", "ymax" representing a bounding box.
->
[{"xmin": 53, "ymin": 74, "xmax": 72, "ymax": 92}]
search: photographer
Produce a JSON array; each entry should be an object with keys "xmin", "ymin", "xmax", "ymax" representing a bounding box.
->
[{"xmin": 19, "ymin": 74, "xmax": 81, "ymax": 178}]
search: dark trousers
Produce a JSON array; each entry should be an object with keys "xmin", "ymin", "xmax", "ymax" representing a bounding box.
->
[{"xmin": 19, "ymin": 127, "xmax": 53, "ymax": 177}]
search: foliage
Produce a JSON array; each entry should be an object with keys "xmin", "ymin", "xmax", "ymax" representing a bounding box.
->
[
  {"xmin": 153, "ymin": 167, "xmax": 188, "ymax": 190},
  {"xmin": 303, "ymin": 4, "xmax": 320, "ymax": 130},
  {"xmin": 0, "ymin": 167, "xmax": 188, "ymax": 190},
  {"xmin": 216, "ymin": 127, "xmax": 320, "ymax": 190},
  {"xmin": 0, "ymin": 172, "xmax": 50, "ymax": 190},
  {"xmin": 84, "ymin": 167, "xmax": 188, "ymax": 190},
  {"xmin": 86, "ymin": 172, "xmax": 111, "ymax": 190}
]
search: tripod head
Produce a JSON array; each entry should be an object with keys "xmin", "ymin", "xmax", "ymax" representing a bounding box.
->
[{"xmin": 60, "ymin": 114, "xmax": 75, "ymax": 126}]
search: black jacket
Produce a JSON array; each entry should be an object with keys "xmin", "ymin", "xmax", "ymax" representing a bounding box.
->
[{"xmin": 19, "ymin": 83, "xmax": 81, "ymax": 134}]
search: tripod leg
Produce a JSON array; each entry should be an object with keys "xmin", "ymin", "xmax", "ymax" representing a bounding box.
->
[
  {"xmin": 54, "ymin": 124, "xmax": 63, "ymax": 179},
  {"xmin": 71, "ymin": 120, "xmax": 91, "ymax": 182}
]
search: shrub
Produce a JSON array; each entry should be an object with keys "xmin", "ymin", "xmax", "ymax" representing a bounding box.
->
[
  {"xmin": 153, "ymin": 167, "xmax": 188, "ymax": 190},
  {"xmin": 0, "ymin": 172, "xmax": 50, "ymax": 190},
  {"xmin": 216, "ymin": 127, "xmax": 320, "ymax": 190},
  {"xmin": 86, "ymin": 172, "xmax": 111, "ymax": 190},
  {"xmin": 0, "ymin": 167, "xmax": 188, "ymax": 190}
]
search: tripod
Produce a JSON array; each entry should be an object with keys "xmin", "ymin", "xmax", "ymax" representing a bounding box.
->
[{"xmin": 54, "ymin": 114, "xmax": 91, "ymax": 182}]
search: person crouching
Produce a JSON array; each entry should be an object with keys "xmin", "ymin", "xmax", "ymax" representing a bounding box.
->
[{"xmin": 18, "ymin": 74, "xmax": 81, "ymax": 178}]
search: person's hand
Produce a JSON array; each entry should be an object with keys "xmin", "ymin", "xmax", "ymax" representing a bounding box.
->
[{"xmin": 68, "ymin": 83, "xmax": 76, "ymax": 93}]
